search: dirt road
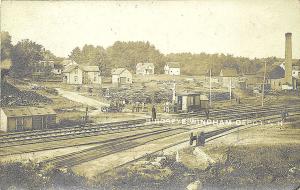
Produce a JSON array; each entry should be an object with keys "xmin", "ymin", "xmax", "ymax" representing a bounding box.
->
[{"xmin": 56, "ymin": 88, "xmax": 109, "ymax": 112}]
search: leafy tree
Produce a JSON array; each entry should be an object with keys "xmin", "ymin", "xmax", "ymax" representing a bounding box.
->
[
  {"xmin": 1, "ymin": 31, "xmax": 13, "ymax": 60},
  {"xmin": 10, "ymin": 39, "xmax": 43, "ymax": 77},
  {"xmin": 69, "ymin": 47, "xmax": 81, "ymax": 63},
  {"xmin": 106, "ymin": 41, "xmax": 165, "ymax": 73},
  {"xmin": 69, "ymin": 45, "xmax": 110, "ymax": 75}
]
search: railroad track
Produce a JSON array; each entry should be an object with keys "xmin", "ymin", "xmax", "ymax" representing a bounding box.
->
[
  {"xmin": 41, "ymin": 127, "xmax": 187, "ymax": 168},
  {"xmin": 0, "ymin": 104, "xmax": 299, "ymax": 148},
  {"xmin": 179, "ymin": 103, "xmax": 298, "ymax": 118},
  {"xmin": 0, "ymin": 119, "xmax": 148, "ymax": 146},
  {"xmin": 42, "ymin": 112, "xmax": 300, "ymax": 168}
]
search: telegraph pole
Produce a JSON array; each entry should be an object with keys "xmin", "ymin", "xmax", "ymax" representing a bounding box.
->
[
  {"xmin": 261, "ymin": 62, "xmax": 267, "ymax": 107},
  {"xmin": 229, "ymin": 78, "xmax": 232, "ymax": 100},
  {"xmin": 209, "ymin": 69, "xmax": 212, "ymax": 107},
  {"xmin": 172, "ymin": 76, "xmax": 176, "ymax": 104}
]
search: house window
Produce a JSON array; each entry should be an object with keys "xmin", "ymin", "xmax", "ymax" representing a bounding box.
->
[
  {"xmin": 94, "ymin": 76, "xmax": 97, "ymax": 81},
  {"xmin": 279, "ymin": 82, "xmax": 281, "ymax": 86},
  {"xmin": 74, "ymin": 76, "xmax": 78, "ymax": 82}
]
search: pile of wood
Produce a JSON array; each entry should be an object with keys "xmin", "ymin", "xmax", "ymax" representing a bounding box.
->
[{"xmin": 0, "ymin": 81, "xmax": 53, "ymax": 107}]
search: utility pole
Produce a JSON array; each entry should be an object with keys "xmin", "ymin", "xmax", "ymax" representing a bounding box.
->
[
  {"xmin": 172, "ymin": 76, "xmax": 176, "ymax": 104},
  {"xmin": 85, "ymin": 106, "xmax": 89, "ymax": 124},
  {"xmin": 261, "ymin": 62, "xmax": 267, "ymax": 107},
  {"xmin": 209, "ymin": 69, "xmax": 212, "ymax": 107},
  {"xmin": 229, "ymin": 78, "xmax": 232, "ymax": 100}
]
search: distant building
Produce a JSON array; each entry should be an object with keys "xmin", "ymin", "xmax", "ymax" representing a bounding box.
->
[
  {"xmin": 219, "ymin": 68, "xmax": 239, "ymax": 88},
  {"xmin": 63, "ymin": 64, "xmax": 83, "ymax": 84},
  {"xmin": 292, "ymin": 62, "xmax": 300, "ymax": 79},
  {"xmin": 52, "ymin": 63, "xmax": 64, "ymax": 75},
  {"xmin": 136, "ymin": 63, "xmax": 155, "ymax": 75},
  {"xmin": 31, "ymin": 60, "xmax": 54, "ymax": 74},
  {"xmin": 164, "ymin": 62, "xmax": 180, "ymax": 75},
  {"xmin": 0, "ymin": 106, "xmax": 57, "ymax": 132},
  {"xmin": 62, "ymin": 64, "xmax": 101, "ymax": 85},
  {"xmin": 61, "ymin": 59, "xmax": 78, "ymax": 68},
  {"xmin": 112, "ymin": 68, "xmax": 132, "ymax": 86},
  {"xmin": 82, "ymin": 66, "xmax": 102, "ymax": 84},
  {"xmin": 268, "ymin": 65, "xmax": 285, "ymax": 90}
]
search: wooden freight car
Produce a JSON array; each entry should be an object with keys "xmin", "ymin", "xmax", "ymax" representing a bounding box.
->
[{"xmin": 175, "ymin": 92, "xmax": 209, "ymax": 113}]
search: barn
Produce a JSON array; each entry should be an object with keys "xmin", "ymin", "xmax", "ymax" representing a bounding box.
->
[{"xmin": 0, "ymin": 106, "xmax": 57, "ymax": 132}]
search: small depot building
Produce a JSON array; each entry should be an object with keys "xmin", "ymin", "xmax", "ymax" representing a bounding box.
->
[{"xmin": 0, "ymin": 106, "xmax": 57, "ymax": 132}]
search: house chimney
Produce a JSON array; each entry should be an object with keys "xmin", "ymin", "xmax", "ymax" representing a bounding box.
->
[{"xmin": 285, "ymin": 32, "xmax": 292, "ymax": 85}]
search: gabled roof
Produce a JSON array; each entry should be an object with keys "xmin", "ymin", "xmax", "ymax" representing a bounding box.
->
[
  {"xmin": 1, "ymin": 107, "xmax": 31, "ymax": 117},
  {"xmin": 136, "ymin": 63, "xmax": 154, "ymax": 69},
  {"xmin": 1, "ymin": 106, "xmax": 56, "ymax": 117},
  {"xmin": 63, "ymin": 64, "xmax": 79, "ymax": 73},
  {"xmin": 220, "ymin": 68, "xmax": 239, "ymax": 77},
  {"xmin": 63, "ymin": 65, "xmax": 100, "ymax": 73},
  {"xmin": 177, "ymin": 91, "xmax": 201, "ymax": 96},
  {"xmin": 268, "ymin": 65, "xmax": 285, "ymax": 79},
  {"xmin": 82, "ymin": 66, "xmax": 100, "ymax": 72},
  {"xmin": 27, "ymin": 107, "xmax": 56, "ymax": 116},
  {"xmin": 112, "ymin": 68, "xmax": 129, "ymax": 75},
  {"xmin": 61, "ymin": 59, "xmax": 77, "ymax": 66},
  {"xmin": 166, "ymin": 62, "xmax": 180, "ymax": 68}
]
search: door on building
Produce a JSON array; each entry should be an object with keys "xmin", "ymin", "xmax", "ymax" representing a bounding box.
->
[
  {"xmin": 32, "ymin": 116, "xmax": 43, "ymax": 130},
  {"xmin": 16, "ymin": 117, "xmax": 24, "ymax": 131},
  {"xmin": 120, "ymin": 77, "xmax": 127, "ymax": 84}
]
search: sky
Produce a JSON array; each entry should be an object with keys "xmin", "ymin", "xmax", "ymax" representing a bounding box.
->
[{"xmin": 1, "ymin": 0, "xmax": 300, "ymax": 59}]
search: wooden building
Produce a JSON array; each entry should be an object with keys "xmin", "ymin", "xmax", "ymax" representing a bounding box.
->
[
  {"xmin": 111, "ymin": 68, "xmax": 133, "ymax": 87},
  {"xmin": 175, "ymin": 92, "xmax": 209, "ymax": 112},
  {"xmin": 136, "ymin": 63, "xmax": 155, "ymax": 75},
  {"xmin": 219, "ymin": 68, "xmax": 240, "ymax": 88},
  {"xmin": 164, "ymin": 62, "xmax": 181, "ymax": 76},
  {"xmin": 63, "ymin": 64, "xmax": 101, "ymax": 85},
  {"xmin": 0, "ymin": 106, "xmax": 57, "ymax": 132}
]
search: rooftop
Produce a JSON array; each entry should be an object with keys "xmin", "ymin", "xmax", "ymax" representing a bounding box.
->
[
  {"xmin": 112, "ymin": 68, "xmax": 129, "ymax": 75},
  {"xmin": 220, "ymin": 68, "xmax": 239, "ymax": 77},
  {"xmin": 1, "ymin": 106, "xmax": 56, "ymax": 117},
  {"xmin": 136, "ymin": 62, "xmax": 154, "ymax": 68},
  {"xmin": 166, "ymin": 62, "xmax": 180, "ymax": 68}
]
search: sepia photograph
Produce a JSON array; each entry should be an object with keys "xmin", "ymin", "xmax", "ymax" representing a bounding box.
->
[{"xmin": 0, "ymin": 1, "xmax": 300, "ymax": 189}]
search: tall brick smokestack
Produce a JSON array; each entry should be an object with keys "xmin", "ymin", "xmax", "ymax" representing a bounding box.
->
[{"xmin": 285, "ymin": 32, "xmax": 292, "ymax": 85}]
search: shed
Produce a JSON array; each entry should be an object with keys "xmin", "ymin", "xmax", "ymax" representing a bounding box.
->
[{"xmin": 0, "ymin": 106, "xmax": 57, "ymax": 132}]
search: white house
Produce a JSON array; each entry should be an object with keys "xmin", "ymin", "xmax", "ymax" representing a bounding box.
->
[
  {"xmin": 164, "ymin": 62, "xmax": 181, "ymax": 75},
  {"xmin": 112, "ymin": 68, "xmax": 132, "ymax": 86},
  {"xmin": 136, "ymin": 63, "xmax": 155, "ymax": 75},
  {"xmin": 219, "ymin": 68, "xmax": 239, "ymax": 88},
  {"xmin": 52, "ymin": 63, "xmax": 64, "ymax": 75},
  {"xmin": 62, "ymin": 65, "xmax": 101, "ymax": 85}
]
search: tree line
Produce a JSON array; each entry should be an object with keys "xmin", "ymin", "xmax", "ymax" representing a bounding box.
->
[{"xmin": 1, "ymin": 31, "xmax": 286, "ymax": 77}]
